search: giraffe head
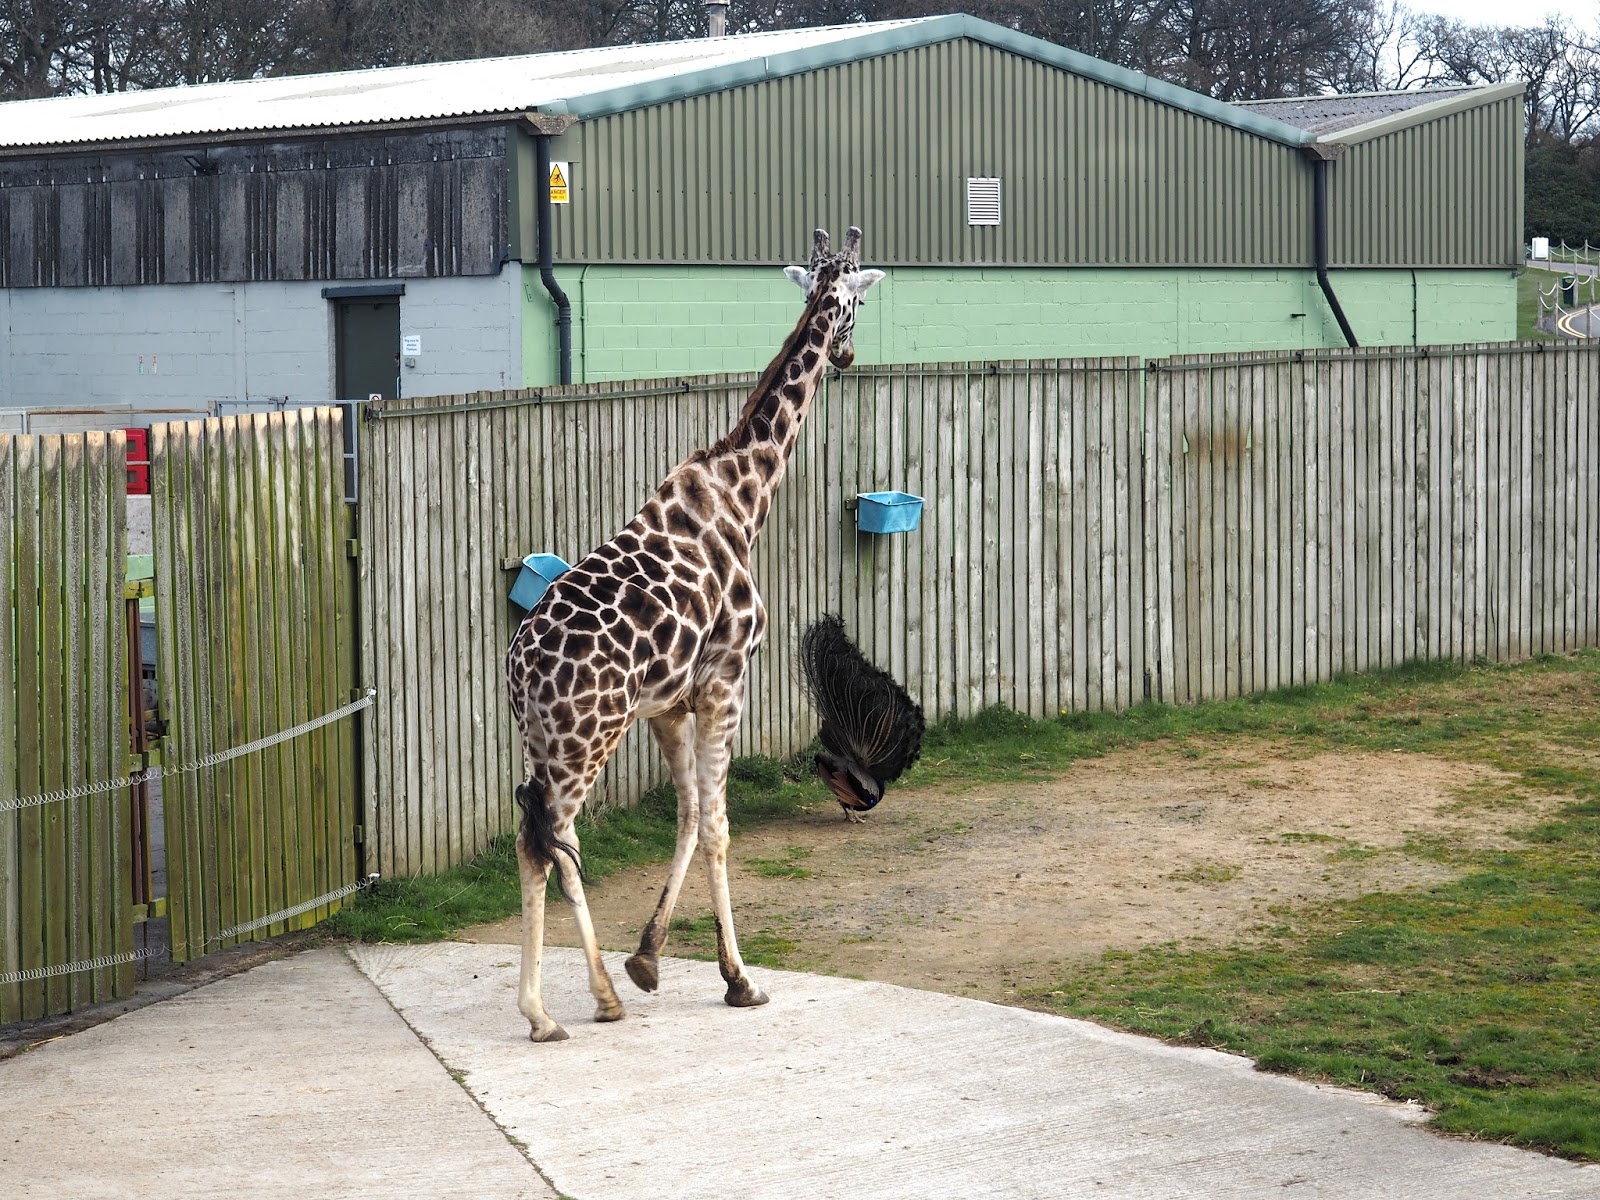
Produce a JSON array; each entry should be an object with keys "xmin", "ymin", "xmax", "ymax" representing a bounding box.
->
[{"xmin": 783, "ymin": 227, "xmax": 884, "ymax": 370}]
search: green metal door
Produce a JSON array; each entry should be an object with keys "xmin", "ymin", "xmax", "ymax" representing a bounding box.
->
[{"xmin": 335, "ymin": 299, "xmax": 401, "ymax": 402}]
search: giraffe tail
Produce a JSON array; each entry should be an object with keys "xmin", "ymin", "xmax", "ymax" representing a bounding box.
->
[{"xmin": 515, "ymin": 777, "xmax": 587, "ymax": 900}]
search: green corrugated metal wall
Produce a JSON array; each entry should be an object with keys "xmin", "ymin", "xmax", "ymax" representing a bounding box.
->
[
  {"xmin": 529, "ymin": 39, "xmax": 1519, "ymax": 272},
  {"xmin": 1328, "ymin": 96, "xmax": 1524, "ymax": 268},
  {"xmin": 543, "ymin": 40, "xmax": 1312, "ymax": 268}
]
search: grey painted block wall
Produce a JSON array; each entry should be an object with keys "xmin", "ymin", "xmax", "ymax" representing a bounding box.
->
[{"xmin": 0, "ymin": 271, "xmax": 521, "ymax": 416}]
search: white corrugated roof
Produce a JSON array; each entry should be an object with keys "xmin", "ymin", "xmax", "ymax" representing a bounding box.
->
[{"xmin": 0, "ymin": 20, "xmax": 934, "ymax": 149}]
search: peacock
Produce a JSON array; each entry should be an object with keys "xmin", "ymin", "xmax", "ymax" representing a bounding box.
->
[{"xmin": 798, "ymin": 613, "xmax": 926, "ymax": 821}]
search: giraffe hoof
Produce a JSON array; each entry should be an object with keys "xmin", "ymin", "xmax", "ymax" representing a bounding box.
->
[
  {"xmin": 595, "ymin": 1001, "xmax": 626, "ymax": 1023},
  {"xmin": 724, "ymin": 980, "xmax": 769, "ymax": 1008},
  {"xmin": 624, "ymin": 952, "xmax": 659, "ymax": 993},
  {"xmin": 529, "ymin": 1021, "xmax": 570, "ymax": 1043}
]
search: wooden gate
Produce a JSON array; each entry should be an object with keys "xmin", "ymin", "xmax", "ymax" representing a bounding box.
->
[
  {"xmin": 1, "ymin": 433, "xmax": 136, "ymax": 1022},
  {"xmin": 151, "ymin": 409, "xmax": 360, "ymax": 962}
]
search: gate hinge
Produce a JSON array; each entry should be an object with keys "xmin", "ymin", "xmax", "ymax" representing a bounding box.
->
[
  {"xmin": 346, "ymin": 538, "xmax": 360, "ymax": 559},
  {"xmin": 352, "ymin": 825, "xmax": 365, "ymax": 844}
]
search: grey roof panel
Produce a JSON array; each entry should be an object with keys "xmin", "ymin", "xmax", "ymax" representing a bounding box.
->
[{"xmin": 1236, "ymin": 86, "xmax": 1492, "ymax": 136}]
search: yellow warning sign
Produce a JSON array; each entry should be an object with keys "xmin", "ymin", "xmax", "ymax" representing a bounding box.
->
[{"xmin": 549, "ymin": 161, "xmax": 570, "ymax": 205}]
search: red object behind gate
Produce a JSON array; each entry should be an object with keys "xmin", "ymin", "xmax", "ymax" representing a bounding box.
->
[{"xmin": 125, "ymin": 428, "xmax": 150, "ymax": 495}]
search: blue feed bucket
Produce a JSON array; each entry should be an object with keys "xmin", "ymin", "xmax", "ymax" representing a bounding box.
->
[
  {"xmin": 509, "ymin": 552, "xmax": 572, "ymax": 610},
  {"xmin": 855, "ymin": 491, "xmax": 924, "ymax": 534}
]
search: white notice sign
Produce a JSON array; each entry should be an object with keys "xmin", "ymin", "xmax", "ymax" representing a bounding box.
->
[{"xmin": 402, "ymin": 334, "xmax": 422, "ymax": 355}]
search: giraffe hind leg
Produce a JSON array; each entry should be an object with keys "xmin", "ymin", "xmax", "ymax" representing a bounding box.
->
[{"xmin": 514, "ymin": 779, "xmax": 568, "ymax": 1043}]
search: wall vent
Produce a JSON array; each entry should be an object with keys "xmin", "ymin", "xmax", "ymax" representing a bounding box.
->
[{"xmin": 966, "ymin": 177, "xmax": 1002, "ymax": 226}]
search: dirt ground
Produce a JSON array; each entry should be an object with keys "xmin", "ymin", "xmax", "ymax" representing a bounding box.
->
[{"xmin": 462, "ymin": 744, "xmax": 1555, "ymax": 1006}]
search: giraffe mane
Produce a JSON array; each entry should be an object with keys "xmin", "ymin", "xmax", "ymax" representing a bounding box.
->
[{"xmin": 702, "ymin": 276, "xmax": 832, "ymax": 459}]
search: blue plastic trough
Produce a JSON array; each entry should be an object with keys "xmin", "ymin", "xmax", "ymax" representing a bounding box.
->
[
  {"xmin": 855, "ymin": 491, "xmax": 925, "ymax": 534},
  {"xmin": 509, "ymin": 552, "xmax": 572, "ymax": 610}
]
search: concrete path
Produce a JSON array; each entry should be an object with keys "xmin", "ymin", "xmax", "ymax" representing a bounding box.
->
[
  {"xmin": 354, "ymin": 942, "xmax": 1596, "ymax": 1200},
  {"xmin": 0, "ymin": 949, "xmax": 553, "ymax": 1200},
  {"xmin": 4, "ymin": 942, "xmax": 1596, "ymax": 1199}
]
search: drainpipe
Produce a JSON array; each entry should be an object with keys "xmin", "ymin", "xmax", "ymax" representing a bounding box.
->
[
  {"xmin": 1306, "ymin": 143, "xmax": 1358, "ymax": 348},
  {"xmin": 534, "ymin": 133, "xmax": 573, "ymax": 385}
]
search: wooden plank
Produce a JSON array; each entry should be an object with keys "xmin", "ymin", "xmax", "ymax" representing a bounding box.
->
[
  {"xmin": 296, "ymin": 413, "xmax": 331, "ymax": 921},
  {"xmin": 1582, "ymin": 350, "xmax": 1598, "ymax": 650},
  {"xmin": 1104, "ymin": 365, "xmax": 1127, "ymax": 708},
  {"xmin": 356, "ymin": 408, "xmax": 384, "ymax": 875},
  {"xmin": 1183, "ymin": 363, "xmax": 1206, "ymax": 701},
  {"xmin": 953, "ymin": 367, "xmax": 977, "ymax": 716},
  {"xmin": 223, "ymin": 416, "xmax": 261, "ymax": 948},
  {"xmin": 14, "ymin": 436, "xmax": 45, "ymax": 1018},
  {"xmin": 1158, "ymin": 366, "xmax": 1184, "ymax": 704},
  {"xmin": 0, "ymin": 437, "xmax": 20, "ymax": 1023},
  {"xmin": 200, "ymin": 418, "xmax": 239, "ymax": 949},
  {"xmin": 153, "ymin": 424, "xmax": 188, "ymax": 957},
  {"xmin": 278, "ymin": 413, "xmax": 315, "ymax": 929},
  {"xmin": 39, "ymin": 436, "xmax": 70, "ymax": 1013},
  {"xmin": 1254, "ymin": 358, "xmax": 1276, "ymax": 691},
  {"xmin": 1374, "ymin": 354, "xmax": 1395, "ymax": 667},
  {"xmin": 96, "ymin": 433, "xmax": 132, "ymax": 1001},
  {"xmin": 60, "ymin": 434, "xmax": 89, "ymax": 1010},
  {"xmin": 1345, "ymin": 357, "xmax": 1364, "ymax": 675},
  {"xmin": 1563, "ymin": 356, "xmax": 1581, "ymax": 651},
  {"xmin": 250, "ymin": 415, "xmax": 287, "ymax": 938},
  {"xmin": 397, "ymin": 409, "xmax": 424, "ymax": 872},
  {"xmin": 873, "ymin": 374, "xmax": 896, "ymax": 710}
]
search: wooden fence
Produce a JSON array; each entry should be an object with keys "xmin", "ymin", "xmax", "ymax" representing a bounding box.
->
[
  {"xmin": 0, "ymin": 433, "xmax": 134, "ymax": 1022},
  {"xmin": 151, "ymin": 410, "xmax": 359, "ymax": 961},
  {"xmin": 1151, "ymin": 345, "xmax": 1600, "ymax": 701},
  {"xmin": 358, "ymin": 340, "xmax": 1600, "ymax": 878}
]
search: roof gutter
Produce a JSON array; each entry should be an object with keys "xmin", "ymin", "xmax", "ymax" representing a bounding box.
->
[{"xmin": 1306, "ymin": 143, "xmax": 1358, "ymax": 348}]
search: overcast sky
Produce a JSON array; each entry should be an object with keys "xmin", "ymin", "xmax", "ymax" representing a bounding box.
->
[{"xmin": 1402, "ymin": 0, "xmax": 1597, "ymax": 28}]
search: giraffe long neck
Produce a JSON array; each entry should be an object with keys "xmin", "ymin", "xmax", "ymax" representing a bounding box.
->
[{"xmin": 710, "ymin": 293, "xmax": 838, "ymax": 539}]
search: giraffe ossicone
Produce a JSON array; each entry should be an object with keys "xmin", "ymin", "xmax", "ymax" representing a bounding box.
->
[{"xmin": 505, "ymin": 225, "xmax": 884, "ymax": 1042}]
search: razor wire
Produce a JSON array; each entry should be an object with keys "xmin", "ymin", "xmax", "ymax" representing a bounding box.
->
[
  {"xmin": 1, "ymin": 689, "xmax": 379, "ymax": 989},
  {"xmin": 0, "ymin": 875, "xmax": 382, "ymax": 987},
  {"xmin": 0, "ymin": 689, "xmax": 376, "ymax": 815}
]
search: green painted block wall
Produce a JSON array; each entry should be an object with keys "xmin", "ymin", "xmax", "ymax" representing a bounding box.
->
[{"xmin": 520, "ymin": 265, "xmax": 1517, "ymax": 387}]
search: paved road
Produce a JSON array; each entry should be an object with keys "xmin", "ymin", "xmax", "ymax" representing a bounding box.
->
[
  {"xmin": 1526, "ymin": 259, "xmax": 1600, "ymax": 337},
  {"xmin": 3, "ymin": 943, "xmax": 1597, "ymax": 1198}
]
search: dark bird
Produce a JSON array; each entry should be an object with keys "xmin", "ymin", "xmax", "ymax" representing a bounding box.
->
[{"xmin": 799, "ymin": 614, "xmax": 926, "ymax": 821}]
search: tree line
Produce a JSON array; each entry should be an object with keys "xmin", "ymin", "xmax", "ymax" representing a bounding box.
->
[{"xmin": 4, "ymin": 1, "xmax": 1597, "ymax": 239}]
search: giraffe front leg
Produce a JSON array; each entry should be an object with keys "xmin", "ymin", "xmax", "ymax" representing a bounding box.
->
[
  {"xmin": 516, "ymin": 837, "xmax": 568, "ymax": 1043},
  {"xmin": 627, "ymin": 710, "xmax": 702, "ymax": 994}
]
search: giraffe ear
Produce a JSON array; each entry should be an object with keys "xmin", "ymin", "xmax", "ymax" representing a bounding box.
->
[
  {"xmin": 845, "ymin": 269, "xmax": 885, "ymax": 297},
  {"xmin": 783, "ymin": 265, "xmax": 814, "ymax": 293}
]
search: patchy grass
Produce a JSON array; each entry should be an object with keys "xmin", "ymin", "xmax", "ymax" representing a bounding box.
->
[
  {"xmin": 1167, "ymin": 862, "xmax": 1241, "ymax": 885},
  {"xmin": 747, "ymin": 846, "xmax": 815, "ymax": 879},
  {"xmin": 1008, "ymin": 648, "xmax": 1600, "ymax": 1161},
  {"xmin": 668, "ymin": 914, "xmax": 800, "ymax": 969},
  {"xmin": 328, "ymin": 754, "xmax": 823, "ymax": 943}
]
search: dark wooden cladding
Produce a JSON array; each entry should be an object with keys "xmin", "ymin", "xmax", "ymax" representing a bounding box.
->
[{"xmin": 0, "ymin": 127, "xmax": 508, "ymax": 288}]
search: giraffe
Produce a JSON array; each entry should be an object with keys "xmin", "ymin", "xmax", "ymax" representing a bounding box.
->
[{"xmin": 505, "ymin": 226, "xmax": 884, "ymax": 1042}]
